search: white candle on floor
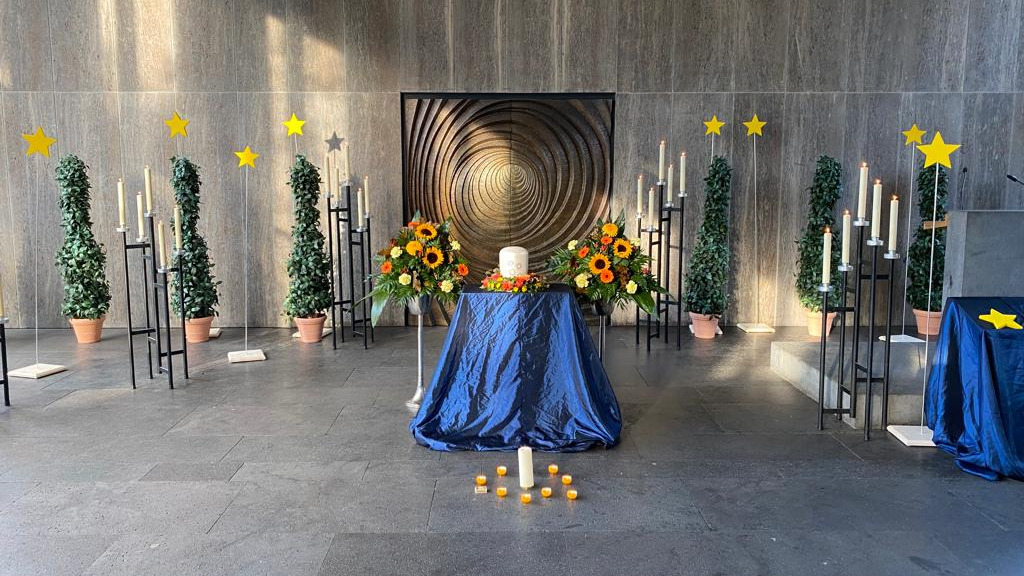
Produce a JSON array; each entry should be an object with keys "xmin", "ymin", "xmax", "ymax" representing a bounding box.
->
[{"xmin": 518, "ymin": 446, "xmax": 534, "ymax": 488}]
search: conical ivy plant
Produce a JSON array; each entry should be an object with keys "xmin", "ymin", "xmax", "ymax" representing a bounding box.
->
[
  {"xmin": 795, "ymin": 155, "xmax": 842, "ymax": 313},
  {"xmin": 55, "ymin": 155, "xmax": 110, "ymax": 319},
  {"xmin": 685, "ymin": 156, "xmax": 732, "ymax": 317},
  {"xmin": 170, "ymin": 156, "xmax": 220, "ymax": 319},
  {"xmin": 906, "ymin": 161, "xmax": 948, "ymax": 312},
  {"xmin": 283, "ymin": 155, "xmax": 332, "ymax": 319}
]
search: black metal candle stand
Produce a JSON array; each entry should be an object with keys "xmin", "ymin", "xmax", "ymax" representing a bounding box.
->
[
  {"xmin": 0, "ymin": 317, "xmax": 10, "ymax": 406},
  {"xmin": 634, "ymin": 181, "xmax": 686, "ymax": 352},
  {"xmin": 119, "ymin": 226, "xmax": 155, "ymax": 388},
  {"xmin": 327, "ymin": 183, "xmax": 375, "ymax": 350}
]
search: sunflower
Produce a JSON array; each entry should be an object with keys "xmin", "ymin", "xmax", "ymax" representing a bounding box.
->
[
  {"xmin": 588, "ymin": 254, "xmax": 611, "ymax": 275},
  {"xmin": 599, "ymin": 269, "xmax": 615, "ymax": 283},
  {"xmin": 602, "ymin": 222, "xmax": 619, "ymax": 237},
  {"xmin": 415, "ymin": 222, "xmax": 438, "ymax": 240},
  {"xmin": 457, "ymin": 263, "xmax": 469, "ymax": 276},
  {"xmin": 380, "ymin": 261, "xmax": 393, "ymax": 274},
  {"xmin": 423, "ymin": 247, "xmax": 443, "ymax": 268},
  {"xmin": 405, "ymin": 240, "xmax": 423, "ymax": 255},
  {"xmin": 613, "ymin": 238, "xmax": 633, "ymax": 258}
]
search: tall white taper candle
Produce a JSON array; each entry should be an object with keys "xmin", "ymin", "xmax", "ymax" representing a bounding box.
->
[
  {"xmin": 144, "ymin": 166, "xmax": 153, "ymax": 213},
  {"xmin": 356, "ymin": 187, "xmax": 366, "ymax": 225},
  {"xmin": 658, "ymin": 140, "xmax": 666, "ymax": 181},
  {"xmin": 324, "ymin": 154, "xmax": 332, "ymax": 197},
  {"xmin": 342, "ymin": 141, "xmax": 351, "ymax": 182},
  {"xmin": 666, "ymin": 163, "xmax": 674, "ymax": 203},
  {"xmin": 680, "ymin": 151, "xmax": 687, "ymax": 194},
  {"xmin": 857, "ymin": 162, "xmax": 868, "ymax": 220},
  {"xmin": 0, "ymin": 270, "xmax": 5, "ymax": 318},
  {"xmin": 136, "ymin": 193, "xmax": 145, "ymax": 239},
  {"xmin": 822, "ymin": 227, "xmax": 832, "ymax": 285},
  {"xmin": 636, "ymin": 174, "xmax": 644, "ymax": 218},
  {"xmin": 174, "ymin": 205, "xmax": 183, "ymax": 252},
  {"xmin": 157, "ymin": 221, "xmax": 167, "ymax": 269},
  {"xmin": 117, "ymin": 179, "xmax": 126, "ymax": 228},
  {"xmin": 518, "ymin": 446, "xmax": 534, "ymax": 488},
  {"xmin": 888, "ymin": 195, "xmax": 899, "ymax": 249},
  {"xmin": 363, "ymin": 175, "xmax": 370, "ymax": 211},
  {"xmin": 647, "ymin": 186, "xmax": 656, "ymax": 225},
  {"xmin": 871, "ymin": 179, "xmax": 882, "ymax": 238},
  {"xmin": 841, "ymin": 210, "xmax": 851, "ymax": 265}
]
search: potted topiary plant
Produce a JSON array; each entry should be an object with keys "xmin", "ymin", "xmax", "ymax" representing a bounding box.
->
[
  {"xmin": 55, "ymin": 155, "xmax": 111, "ymax": 343},
  {"xmin": 284, "ymin": 155, "xmax": 333, "ymax": 343},
  {"xmin": 170, "ymin": 156, "xmax": 220, "ymax": 343},
  {"xmin": 685, "ymin": 156, "xmax": 732, "ymax": 339},
  {"xmin": 795, "ymin": 155, "xmax": 842, "ymax": 337},
  {"xmin": 906, "ymin": 161, "xmax": 947, "ymax": 336}
]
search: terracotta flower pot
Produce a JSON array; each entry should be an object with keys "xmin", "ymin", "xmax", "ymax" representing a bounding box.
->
[
  {"xmin": 806, "ymin": 310, "xmax": 839, "ymax": 338},
  {"xmin": 689, "ymin": 312, "xmax": 720, "ymax": 339},
  {"xmin": 184, "ymin": 316, "xmax": 214, "ymax": 343},
  {"xmin": 294, "ymin": 315, "xmax": 327, "ymax": 343},
  {"xmin": 913, "ymin": 308, "xmax": 942, "ymax": 336},
  {"xmin": 69, "ymin": 316, "xmax": 104, "ymax": 344}
]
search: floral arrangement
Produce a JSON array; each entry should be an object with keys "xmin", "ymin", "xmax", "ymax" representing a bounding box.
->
[
  {"xmin": 481, "ymin": 269, "xmax": 548, "ymax": 293},
  {"xmin": 367, "ymin": 213, "xmax": 469, "ymax": 325},
  {"xmin": 546, "ymin": 214, "xmax": 660, "ymax": 314}
]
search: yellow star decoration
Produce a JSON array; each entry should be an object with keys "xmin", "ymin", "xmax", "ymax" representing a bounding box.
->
[
  {"xmin": 902, "ymin": 124, "xmax": 925, "ymax": 146},
  {"xmin": 743, "ymin": 114, "xmax": 766, "ymax": 137},
  {"xmin": 164, "ymin": 111, "xmax": 189, "ymax": 138},
  {"xmin": 704, "ymin": 115, "xmax": 725, "ymax": 136},
  {"xmin": 282, "ymin": 113, "xmax": 306, "ymax": 136},
  {"xmin": 918, "ymin": 131, "xmax": 960, "ymax": 169},
  {"xmin": 235, "ymin": 146, "xmax": 259, "ymax": 168},
  {"xmin": 22, "ymin": 127, "xmax": 57, "ymax": 157},
  {"xmin": 979, "ymin": 309, "xmax": 1022, "ymax": 330}
]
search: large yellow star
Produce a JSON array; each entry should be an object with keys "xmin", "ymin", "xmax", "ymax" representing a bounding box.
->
[
  {"xmin": 235, "ymin": 146, "xmax": 259, "ymax": 168},
  {"xmin": 164, "ymin": 111, "xmax": 189, "ymax": 138},
  {"xmin": 282, "ymin": 113, "xmax": 305, "ymax": 136},
  {"xmin": 22, "ymin": 127, "xmax": 57, "ymax": 157},
  {"xmin": 742, "ymin": 114, "xmax": 766, "ymax": 137},
  {"xmin": 979, "ymin": 309, "xmax": 1022, "ymax": 330},
  {"xmin": 918, "ymin": 131, "xmax": 960, "ymax": 168},
  {"xmin": 704, "ymin": 115, "xmax": 725, "ymax": 136},
  {"xmin": 902, "ymin": 124, "xmax": 925, "ymax": 146}
]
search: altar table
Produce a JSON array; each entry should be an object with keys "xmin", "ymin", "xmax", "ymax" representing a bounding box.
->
[
  {"xmin": 926, "ymin": 297, "xmax": 1024, "ymax": 480},
  {"xmin": 410, "ymin": 284, "xmax": 621, "ymax": 451}
]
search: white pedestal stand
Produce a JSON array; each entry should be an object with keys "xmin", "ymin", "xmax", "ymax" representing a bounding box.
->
[
  {"xmin": 737, "ymin": 129, "xmax": 774, "ymax": 334},
  {"xmin": 228, "ymin": 165, "xmax": 264, "ymax": 363},
  {"xmin": 406, "ymin": 295, "xmax": 431, "ymax": 411}
]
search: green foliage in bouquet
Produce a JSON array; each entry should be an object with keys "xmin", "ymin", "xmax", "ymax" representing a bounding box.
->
[
  {"xmin": 55, "ymin": 155, "xmax": 110, "ymax": 319},
  {"xmin": 795, "ymin": 155, "xmax": 842, "ymax": 313},
  {"xmin": 546, "ymin": 213, "xmax": 661, "ymax": 314},
  {"xmin": 906, "ymin": 161, "xmax": 948, "ymax": 312},
  {"xmin": 283, "ymin": 155, "xmax": 333, "ymax": 319},
  {"xmin": 367, "ymin": 213, "xmax": 470, "ymax": 326},
  {"xmin": 685, "ymin": 156, "xmax": 732, "ymax": 317},
  {"xmin": 170, "ymin": 156, "xmax": 220, "ymax": 319}
]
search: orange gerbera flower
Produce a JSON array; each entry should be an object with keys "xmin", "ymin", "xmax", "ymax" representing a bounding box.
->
[
  {"xmin": 588, "ymin": 254, "xmax": 611, "ymax": 275},
  {"xmin": 415, "ymin": 222, "xmax": 438, "ymax": 240},
  {"xmin": 457, "ymin": 263, "xmax": 469, "ymax": 276},
  {"xmin": 423, "ymin": 247, "xmax": 443, "ymax": 268},
  {"xmin": 613, "ymin": 238, "xmax": 633, "ymax": 258},
  {"xmin": 601, "ymin": 222, "xmax": 619, "ymax": 237},
  {"xmin": 381, "ymin": 261, "xmax": 393, "ymax": 274},
  {"xmin": 599, "ymin": 269, "xmax": 615, "ymax": 283},
  {"xmin": 600, "ymin": 235, "xmax": 613, "ymax": 245},
  {"xmin": 407, "ymin": 221, "xmax": 420, "ymax": 229},
  {"xmin": 578, "ymin": 246, "xmax": 590, "ymax": 258},
  {"xmin": 406, "ymin": 240, "xmax": 423, "ymax": 255}
]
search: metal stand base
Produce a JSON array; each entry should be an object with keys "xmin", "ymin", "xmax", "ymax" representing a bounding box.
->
[
  {"xmin": 228, "ymin": 349, "xmax": 266, "ymax": 363},
  {"xmin": 9, "ymin": 363, "xmax": 67, "ymax": 380},
  {"xmin": 880, "ymin": 334, "xmax": 925, "ymax": 343},
  {"xmin": 887, "ymin": 425, "xmax": 936, "ymax": 447},
  {"xmin": 736, "ymin": 322, "xmax": 776, "ymax": 334},
  {"xmin": 407, "ymin": 313, "xmax": 425, "ymax": 411},
  {"xmin": 291, "ymin": 327, "xmax": 333, "ymax": 339}
]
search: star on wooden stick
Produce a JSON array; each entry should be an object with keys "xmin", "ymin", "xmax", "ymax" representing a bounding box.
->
[
  {"xmin": 325, "ymin": 131, "xmax": 343, "ymax": 152},
  {"xmin": 742, "ymin": 114, "xmax": 766, "ymax": 137},
  {"xmin": 704, "ymin": 115, "xmax": 725, "ymax": 136},
  {"xmin": 165, "ymin": 111, "xmax": 189, "ymax": 138},
  {"xmin": 902, "ymin": 124, "xmax": 925, "ymax": 146},
  {"xmin": 235, "ymin": 146, "xmax": 259, "ymax": 168},
  {"xmin": 979, "ymin": 309, "xmax": 1022, "ymax": 330},
  {"xmin": 282, "ymin": 113, "xmax": 305, "ymax": 136},
  {"xmin": 22, "ymin": 127, "xmax": 57, "ymax": 157},
  {"xmin": 918, "ymin": 131, "xmax": 960, "ymax": 169}
]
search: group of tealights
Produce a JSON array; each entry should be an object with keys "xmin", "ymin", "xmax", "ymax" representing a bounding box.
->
[
  {"xmin": 474, "ymin": 446, "xmax": 579, "ymax": 504},
  {"xmin": 635, "ymin": 141, "xmax": 687, "ymax": 225},
  {"xmin": 114, "ymin": 166, "xmax": 179, "ymax": 271},
  {"xmin": 821, "ymin": 162, "xmax": 900, "ymax": 286}
]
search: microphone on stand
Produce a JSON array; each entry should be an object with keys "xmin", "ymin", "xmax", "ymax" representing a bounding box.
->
[{"xmin": 1007, "ymin": 174, "xmax": 1024, "ymax": 187}]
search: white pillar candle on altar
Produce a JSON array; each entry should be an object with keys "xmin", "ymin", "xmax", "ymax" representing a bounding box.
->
[
  {"xmin": 888, "ymin": 195, "xmax": 899, "ymax": 249},
  {"xmin": 136, "ymin": 193, "xmax": 145, "ymax": 239},
  {"xmin": 822, "ymin": 227, "xmax": 832, "ymax": 285},
  {"xmin": 636, "ymin": 174, "xmax": 644, "ymax": 218},
  {"xmin": 157, "ymin": 220, "xmax": 167, "ymax": 269},
  {"xmin": 841, "ymin": 209, "xmax": 851, "ymax": 266},
  {"xmin": 356, "ymin": 187, "xmax": 366, "ymax": 225},
  {"xmin": 857, "ymin": 162, "xmax": 868, "ymax": 220},
  {"xmin": 648, "ymin": 186, "xmax": 657, "ymax": 224},
  {"xmin": 871, "ymin": 179, "xmax": 882, "ymax": 238},
  {"xmin": 658, "ymin": 140, "xmax": 666, "ymax": 181},
  {"xmin": 342, "ymin": 141, "xmax": 351, "ymax": 182},
  {"xmin": 666, "ymin": 164, "xmax": 674, "ymax": 202},
  {"xmin": 680, "ymin": 151, "xmax": 687, "ymax": 194},
  {"xmin": 174, "ymin": 205, "xmax": 183, "ymax": 252},
  {"xmin": 518, "ymin": 446, "xmax": 534, "ymax": 488},
  {"xmin": 144, "ymin": 166, "xmax": 153, "ymax": 213},
  {"xmin": 323, "ymin": 154, "xmax": 332, "ymax": 197},
  {"xmin": 116, "ymin": 179, "xmax": 126, "ymax": 228}
]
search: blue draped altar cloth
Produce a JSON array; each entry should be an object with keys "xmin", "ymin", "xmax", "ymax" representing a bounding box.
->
[
  {"xmin": 410, "ymin": 284, "xmax": 621, "ymax": 452},
  {"xmin": 926, "ymin": 297, "xmax": 1024, "ymax": 480}
]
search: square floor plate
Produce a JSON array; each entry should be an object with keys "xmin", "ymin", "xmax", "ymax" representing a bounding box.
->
[
  {"xmin": 737, "ymin": 322, "xmax": 776, "ymax": 334},
  {"xmin": 228, "ymin": 349, "xmax": 266, "ymax": 363},
  {"xmin": 887, "ymin": 425, "xmax": 936, "ymax": 447},
  {"xmin": 879, "ymin": 334, "xmax": 925, "ymax": 343},
  {"xmin": 9, "ymin": 363, "xmax": 67, "ymax": 379},
  {"xmin": 208, "ymin": 327, "xmax": 222, "ymax": 338},
  {"xmin": 291, "ymin": 327, "xmax": 333, "ymax": 339}
]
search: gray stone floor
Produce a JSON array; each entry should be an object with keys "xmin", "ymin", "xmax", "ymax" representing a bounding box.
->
[{"xmin": 0, "ymin": 325, "xmax": 1021, "ymax": 576}]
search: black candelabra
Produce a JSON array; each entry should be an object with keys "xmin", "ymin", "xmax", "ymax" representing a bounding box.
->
[
  {"xmin": 327, "ymin": 183, "xmax": 375, "ymax": 350},
  {"xmin": 0, "ymin": 315, "xmax": 9, "ymax": 406},
  {"xmin": 635, "ymin": 180, "xmax": 686, "ymax": 351}
]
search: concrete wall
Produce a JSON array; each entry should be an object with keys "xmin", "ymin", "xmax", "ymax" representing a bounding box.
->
[
  {"xmin": 944, "ymin": 210, "xmax": 1024, "ymax": 300},
  {"xmin": 2, "ymin": 0, "xmax": 1024, "ymax": 328}
]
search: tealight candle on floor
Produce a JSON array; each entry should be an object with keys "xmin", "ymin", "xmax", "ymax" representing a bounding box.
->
[
  {"xmin": 548, "ymin": 464, "xmax": 559, "ymax": 475},
  {"xmin": 496, "ymin": 486, "xmax": 508, "ymax": 497},
  {"xmin": 520, "ymin": 493, "xmax": 532, "ymax": 504},
  {"xmin": 541, "ymin": 487, "xmax": 552, "ymax": 498},
  {"xmin": 567, "ymin": 489, "xmax": 578, "ymax": 500},
  {"xmin": 561, "ymin": 474, "xmax": 572, "ymax": 485},
  {"xmin": 496, "ymin": 465, "xmax": 507, "ymax": 477},
  {"xmin": 475, "ymin": 475, "xmax": 487, "ymax": 486}
]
